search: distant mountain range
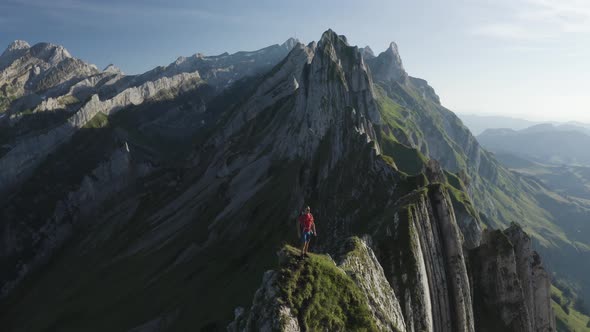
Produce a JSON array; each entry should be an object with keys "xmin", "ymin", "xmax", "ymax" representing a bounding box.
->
[
  {"xmin": 478, "ymin": 124, "xmax": 590, "ymax": 166},
  {"xmin": 457, "ymin": 114, "xmax": 540, "ymax": 135},
  {"xmin": 458, "ymin": 113, "xmax": 590, "ymax": 136}
]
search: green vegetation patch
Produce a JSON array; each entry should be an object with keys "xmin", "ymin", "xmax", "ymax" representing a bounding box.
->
[
  {"xmin": 552, "ymin": 285, "xmax": 590, "ymax": 331},
  {"xmin": 83, "ymin": 112, "xmax": 109, "ymax": 128},
  {"xmin": 277, "ymin": 245, "xmax": 378, "ymax": 331},
  {"xmin": 58, "ymin": 95, "xmax": 80, "ymax": 106},
  {"xmin": 379, "ymin": 136, "xmax": 427, "ymax": 175}
]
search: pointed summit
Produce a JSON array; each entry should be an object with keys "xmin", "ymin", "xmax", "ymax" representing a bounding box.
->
[
  {"xmin": 6, "ymin": 40, "xmax": 30, "ymax": 52},
  {"xmin": 28, "ymin": 42, "xmax": 72, "ymax": 65},
  {"xmin": 384, "ymin": 42, "xmax": 403, "ymax": 68},
  {"xmin": 318, "ymin": 29, "xmax": 350, "ymax": 47},
  {"xmin": 365, "ymin": 41, "xmax": 407, "ymax": 83},
  {"xmin": 103, "ymin": 64, "xmax": 123, "ymax": 75},
  {"xmin": 281, "ymin": 37, "xmax": 300, "ymax": 51},
  {"xmin": 386, "ymin": 42, "xmax": 400, "ymax": 55},
  {"xmin": 0, "ymin": 40, "xmax": 31, "ymax": 69}
]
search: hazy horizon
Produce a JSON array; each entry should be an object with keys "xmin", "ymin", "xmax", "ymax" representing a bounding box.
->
[
  {"xmin": 2, "ymin": 0, "xmax": 588, "ymax": 123},
  {"xmin": 456, "ymin": 112, "xmax": 590, "ymax": 125}
]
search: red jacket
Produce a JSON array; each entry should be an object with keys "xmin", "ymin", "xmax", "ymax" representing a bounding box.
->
[{"xmin": 299, "ymin": 213, "xmax": 314, "ymax": 232}]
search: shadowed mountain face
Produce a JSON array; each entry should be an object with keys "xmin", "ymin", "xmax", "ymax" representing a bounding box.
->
[{"xmin": 2, "ymin": 30, "xmax": 588, "ymax": 331}]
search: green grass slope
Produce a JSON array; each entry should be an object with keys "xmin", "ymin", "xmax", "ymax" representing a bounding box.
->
[
  {"xmin": 275, "ymin": 245, "xmax": 379, "ymax": 331},
  {"xmin": 552, "ymin": 285, "xmax": 590, "ymax": 332}
]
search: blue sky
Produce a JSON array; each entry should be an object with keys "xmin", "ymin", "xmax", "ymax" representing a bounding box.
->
[{"xmin": 1, "ymin": 0, "xmax": 589, "ymax": 122}]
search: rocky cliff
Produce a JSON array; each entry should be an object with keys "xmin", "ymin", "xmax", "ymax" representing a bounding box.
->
[
  {"xmin": 230, "ymin": 239, "xmax": 406, "ymax": 332},
  {"xmin": 234, "ymin": 190, "xmax": 555, "ymax": 331},
  {"xmin": 471, "ymin": 225, "xmax": 556, "ymax": 332}
]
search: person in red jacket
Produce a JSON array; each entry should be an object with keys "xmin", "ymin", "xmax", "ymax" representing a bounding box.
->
[{"xmin": 298, "ymin": 206, "xmax": 317, "ymax": 257}]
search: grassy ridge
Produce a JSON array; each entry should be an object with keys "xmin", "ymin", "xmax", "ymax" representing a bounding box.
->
[{"xmin": 277, "ymin": 245, "xmax": 378, "ymax": 331}]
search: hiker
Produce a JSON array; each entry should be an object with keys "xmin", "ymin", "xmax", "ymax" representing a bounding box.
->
[{"xmin": 298, "ymin": 206, "xmax": 317, "ymax": 257}]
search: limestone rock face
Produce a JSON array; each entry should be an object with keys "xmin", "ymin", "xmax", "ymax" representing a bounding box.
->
[
  {"xmin": 0, "ymin": 72, "xmax": 200, "ymax": 194},
  {"xmin": 366, "ymin": 42, "xmax": 408, "ymax": 83},
  {"xmin": 503, "ymin": 225, "xmax": 555, "ymax": 332},
  {"xmin": 530, "ymin": 252, "xmax": 554, "ymax": 332},
  {"xmin": 0, "ymin": 40, "xmax": 31, "ymax": 70},
  {"xmin": 471, "ymin": 229, "xmax": 532, "ymax": 331},
  {"xmin": 281, "ymin": 37, "xmax": 299, "ymax": 51},
  {"xmin": 470, "ymin": 225, "xmax": 555, "ymax": 332},
  {"xmin": 0, "ymin": 144, "xmax": 152, "ymax": 297},
  {"xmin": 408, "ymin": 77, "xmax": 441, "ymax": 105},
  {"xmin": 337, "ymin": 237, "xmax": 407, "ymax": 331},
  {"xmin": 231, "ymin": 238, "xmax": 406, "ymax": 332},
  {"xmin": 0, "ymin": 39, "xmax": 296, "ymax": 301},
  {"xmin": 0, "ymin": 41, "xmax": 99, "ymax": 103},
  {"xmin": 228, "ymin": 271, "xmax": 301, "ymax": 332},
  {"xmin": 379, "ymin": 184, "xmax": 475, "ymax": 332},
  {"xmin": 218, "ymin": 29, "xmax": 381, "ymax": 161}
]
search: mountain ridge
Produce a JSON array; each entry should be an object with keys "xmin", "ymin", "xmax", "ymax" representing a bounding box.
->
[{"xmin": 1, "ymin": 30, "xmax": 585, "ymax": 331}]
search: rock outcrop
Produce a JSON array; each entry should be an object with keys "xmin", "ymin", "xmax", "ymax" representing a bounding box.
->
[
  {"xmin": 337, "ymin": 237, "xmax": 406, "ymax": 331},
  {"xmin": 0, "ymin": 40, "xmax": 30, "ymax": 70},
  {"xmin": 231, "ymin": 239, "xmax": 406, "ymax": 332},
  {"xmin": 470, "ymin": 225, "xmax": 555, "ymax": 332},
  {"xmin": 103, "ymin": 64, "xmax": 123, "ymax": 74},
  {"xmin": 228, "ymin": 270, "xmax": 301, "ymax": 332},
  {"xmin": 378, "ymin": 184, "xmax": 475, "ymax": 332},
  {"xmin": 366, "ymin": 42, "xmax": 407, "ymax": 83},
  {"xmin": 503, "ymin": 224, "xmax": 555, "ymax": 332}
]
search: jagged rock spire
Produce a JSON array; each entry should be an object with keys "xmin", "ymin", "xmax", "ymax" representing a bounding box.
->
[
  {"xmin": 4, "ymin": 40, "xmax": 30, "ymax": 53},
  {"xmin": 0, "ymin": 40, "xmax": 31, "ymax": 69},
  {"xmin": 365, "ymin": 41, "xmax": 408, "ymax": 83},
  {"xmin": 103, "ymin": 63, "xmax": 123, "ymax": 74},
  {"xmin": 281, "ymin": 37, "xmax": 299, "ymax": 51}
]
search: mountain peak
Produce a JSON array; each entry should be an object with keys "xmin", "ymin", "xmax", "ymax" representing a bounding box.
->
[
  {"xmin": 382, "ymin": 42, "xmax": 404, "ymax": 70},
  {"xmin": 319, "ymin": 29, "xmax": 350, "ymax": 47},
  {"xmin": 320, "ymin": 29, "xmax": 337, "ymax": 42},
  {"xmin": 365, "ymin": 41, "xmax": 407, "ymax": 83},
  {"xmin": 0, "ymin": 40, "xmax": 31, "ymax": 69},
  {"xmin": 281, "ymin": 37, "xmax": 299, "ymax": 50},
  {"xmin": 28, "ymin": 42, "xmax": 73, "ymax": 64},
  {"xmin": 6, "ymin": 40, "xmax": 30, "ymax": 52},
  {"xmin": 386, "ymin": 42, "xmax": 400, "ymax": 55},
  {"xmin": 103, "ymin": 63, "xmax": 123, "ymax": 74}
]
